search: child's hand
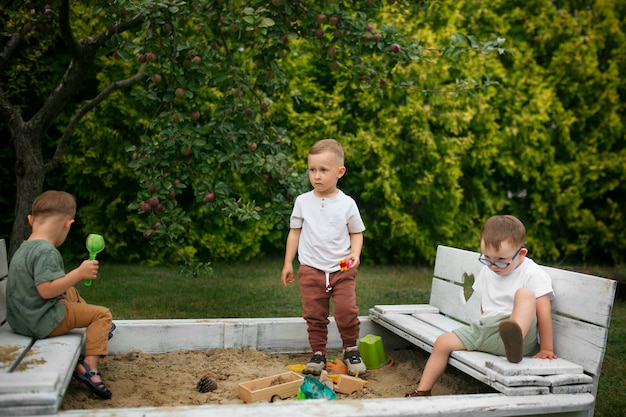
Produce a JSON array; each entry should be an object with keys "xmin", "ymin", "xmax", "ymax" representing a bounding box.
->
[
  {"xmin": 80, "ymin": 259, "xmax": 99, "ymax": 280},
  {"xmin": 281, "ymin": 266, "xmax": 294, "ymax": 287},
  {"xmin": 532, "ymin": 349, "xmax": 557, "ymax": 359},
  {"xmin": 346, "ymin": 254, "xmax": 360, "ymax": 269}
]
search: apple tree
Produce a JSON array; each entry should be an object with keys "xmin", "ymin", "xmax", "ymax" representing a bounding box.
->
[{"xmin": 0, "ymin": 0, "xmax": 506, "ymax": 264}]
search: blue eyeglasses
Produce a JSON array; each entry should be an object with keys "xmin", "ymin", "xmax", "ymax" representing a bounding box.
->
[{"xmin": 478, "ymin": 245, "xmax": 525, "ymax": 269}]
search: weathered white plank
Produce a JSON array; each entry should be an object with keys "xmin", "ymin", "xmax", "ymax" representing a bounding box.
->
[
  {"xmin": 494, "ymin": 384, "xmax": 550, "ymax": 396},
  {"xmin": 16, "ymin": 332, "xmax": 84, "ymax": 377},
  {"xmin": 372, "ymin": 304, "xmax": 439, "ymax": 315},
  {"xmin": 108, "ymin": 317, "xmax": 408, "ymax": 355},
  {"xmin": 54, "ymin": 393, "xmax": 596, "ymax": 417},
  {"xmin": 544, "ymin": 265, "xmax": 616, "ymax": 328},
  {"xmin": 433, "ymin": 245, "xmax": 483, "ymax": 284},
  {"xmin": 0, "ymin": 391, "xmax": 59, "ymax": 415},
  {"xmin": 370, "ymin": 312, "xmax": 437, "ymax": 354},
  {"xmin": 486, "ymin": 368, "xmax": 551, "ymax": 387},
  {"xmin": 428, "ymin": 277, "xmax": 481, "ymax": 324},
  {"xmin": 544, "ymin": 373, "xmax": 593, "ymax": 387},
  {"xmin": 0, "ymin": 326, "xmax": 33, "ymax": 372},
  {"xmin": 551, "ymin": 314, "xmax": 609, "ymax": 376},
  {"xmin": 552, "ymin": 384, "xmax": 593, "ymax": 394},
  {"xmin": 0, "ymin": 372, "xmax": 59, "ymax": 393},
  {"xmin": 486, "ymin": 358, "xmax": 584, "ymax": 376},
  {"xmin": 373, "ymin": 313, "xmax": 445, "ymax": 347},
  {"xmin": 412, "ymin": 312, "xmax": 467, "ymax": 333}
]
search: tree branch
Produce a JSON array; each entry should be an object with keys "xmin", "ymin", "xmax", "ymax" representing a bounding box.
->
[
  {"xmin": 58, "ymin": 0, "xmax": 79, "ymax": 54},
  {"xmin": 32, "ymin": 8, "xmax": 146, "ymax": 143},
  {"xmin": 0, "ymin": 20, "xmax": 34, "ymax": 73},
  {"xmin": 45, "ymin": 63, "xmax": 147, "ymax": 172}
]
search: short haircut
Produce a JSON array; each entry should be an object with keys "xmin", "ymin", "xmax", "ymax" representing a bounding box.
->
[
  {"xmin": 481, "ymin": 215, "xmax": 526, "ymax": 250},
  {"xmin": 31, "ymin": 190, "xmax": 77, "ymax": 219},
  {"xmin": 308, "ymin": 139, "xmax": 344, "ymax": 165}
]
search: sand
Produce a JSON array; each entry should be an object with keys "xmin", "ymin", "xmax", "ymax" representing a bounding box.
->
[{"xmin": 60, "ymin": 347, "xmax": 491, "ymax": 410}]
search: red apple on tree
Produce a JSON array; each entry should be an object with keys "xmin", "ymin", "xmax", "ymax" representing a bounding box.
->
[
  {"xmin": 205, "ymin": 192, "xmax": 215, "ymax": 202},
  {"xmin": 175, "ymin": 87, "xmax": 185, "ymax": 97},
  {"xmin": 390, "ymin": 43, "xmax": 401, "ymax": 53},
  {"xmin": 248, "ymin": 142, "xmax": 257, "ymax": 151}
]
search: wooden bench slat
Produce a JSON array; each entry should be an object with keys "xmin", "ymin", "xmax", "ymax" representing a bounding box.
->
[
  {"xmin": 485, "ymin": 357, "xmax": 583, "ymax": 376},
  {"xmin": 544, "ymin": 373, "xmax": 593, "ymax": 387},
  {"xmin": 552, "ymin": 314, "xmax": 609, "ymax": 376},
  {"xmin": 546, "ymin": 266, "xmax": 616, "ymax": 328},
  {"xmin": 433, "ymin": 245, "xmax": 483, "ymax": 284},
  {"xmin": 373, "ymin": 313, "xmax": 444, "ymax": 347},
  {"xmin": 412, "ymin": 312, "xmax": 467, "ymax": 333},
  {"xmin": 0, "ymin": 326, "xmax": 33, "ymax": 373},
  {"xmin": 486, "ymin": 369, "xmax": 552, "ymax": 387},
  {"xmin": 552, "ymin": 384, "xmax": 594, "ymax": 394},
  {"xmin": 0, "ymin": 391, "xmax": 59, "ymax": 412},
  {"xmin": 428, "ymin": 278, "xmax": 481, "ymax": 324},
  {"xmin": 0, "ymin": 372, "xmax": 59, "ymax": 393},
  {"xmin": 372, "ymin": 305, "xmax": 439, "ymax": 315}
]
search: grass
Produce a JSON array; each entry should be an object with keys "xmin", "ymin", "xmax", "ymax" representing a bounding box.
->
[{"xmin": 80, "ymin": 257, "xmax": 624, "ymax": 417}]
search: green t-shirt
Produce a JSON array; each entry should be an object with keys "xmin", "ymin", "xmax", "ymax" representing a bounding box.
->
[{"xmin": 7, "ymin": 240, "xmax": 66, "ymax": 338}]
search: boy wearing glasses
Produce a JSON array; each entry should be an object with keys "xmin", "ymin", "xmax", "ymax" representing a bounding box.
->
[{"xmin": 406, "ymin": 215, "xmax": 556, "ymax": 397}]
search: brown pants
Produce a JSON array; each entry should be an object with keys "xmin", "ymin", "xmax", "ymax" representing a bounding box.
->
[
  {"xmin": 298, "ymin": 265, "xmax": 360, "ymax": 354},
  {"xmin": 48, "ymin": 287, "xmax": 112, "ymax": 357}
]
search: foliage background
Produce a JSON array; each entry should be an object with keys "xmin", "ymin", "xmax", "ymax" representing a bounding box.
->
[{"xmin": 0, "ymin": 0, "xmax": 624, "ymax": 267}]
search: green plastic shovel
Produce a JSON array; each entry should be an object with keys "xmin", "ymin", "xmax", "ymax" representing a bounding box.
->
[{"xmin": 84, "ymin": 234, "xmax": 105, "ymax": 286}]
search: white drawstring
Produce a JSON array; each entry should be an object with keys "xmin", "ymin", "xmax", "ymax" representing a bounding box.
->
[{"xmin": 325, "ymin": 271, "xmax": 332, "ymax": 292}]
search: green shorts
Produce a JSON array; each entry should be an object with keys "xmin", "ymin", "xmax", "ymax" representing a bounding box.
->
[{"xmin": 453, "ymin": 315, "xmax": 539, "ymax": 357}]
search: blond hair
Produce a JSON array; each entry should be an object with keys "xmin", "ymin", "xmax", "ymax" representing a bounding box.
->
[
  {"xmin": 481, "ymin": 215, "xmax": 526, "ymax": 250},
  {"xmin": 308, "ymin": 139, "xmax": 345, "ymax": 165},
  {"xmin": 31, "ymin": 190, "xmax": 76, "ymax": 220}
]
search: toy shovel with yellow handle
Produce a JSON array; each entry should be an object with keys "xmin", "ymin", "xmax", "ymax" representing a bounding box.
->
[{"xmin": 84, "ymin": 234, "xmax": 105, "ymax": 286}]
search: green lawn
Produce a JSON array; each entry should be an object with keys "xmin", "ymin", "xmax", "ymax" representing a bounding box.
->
[{"xmin": 80, "ymin": 257, "xmax": 624, "ymax": 417}]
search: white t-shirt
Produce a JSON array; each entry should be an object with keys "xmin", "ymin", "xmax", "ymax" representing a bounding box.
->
[
  {"xmin": 473, "ymin": 257, "xmax": 554, "ymax": 319},
  {"xmin": 290, "ymin": 190, "xmax": 365, "ymax": 273}
]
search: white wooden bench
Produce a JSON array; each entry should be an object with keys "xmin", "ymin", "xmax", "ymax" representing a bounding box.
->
[
  {"xmin": 370, "ymin": 245, "xmax": 617, "ymax": 417},
  {"xmin": 0, "ymin": 239, "xmax": 85, "ymax": 416}
]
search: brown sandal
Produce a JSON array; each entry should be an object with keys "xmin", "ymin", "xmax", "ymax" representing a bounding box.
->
[{"xmin": 405, "ymin": 389, "xmax": 431, "ymax": 397}]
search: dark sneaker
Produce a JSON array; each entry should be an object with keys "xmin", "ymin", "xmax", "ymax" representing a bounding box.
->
[
  {"xmin": 303, "ymin": 351, "xmax": 327, "ymax": 375},
  {"xmin": 108, "ymin": 323, "xmax": 116, "ymax": 340},
  {"xmin": 343, "ymin": 346, "xmax": 367, "ymax": 376},
  {"xmin": 499, "ymin": 319, "xmax": 524, "ymax": 363}
]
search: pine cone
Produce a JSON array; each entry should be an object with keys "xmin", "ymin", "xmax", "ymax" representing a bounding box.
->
[{"xmin": 196, "ymin": 376, "xmax": 218, "ymax": 393}]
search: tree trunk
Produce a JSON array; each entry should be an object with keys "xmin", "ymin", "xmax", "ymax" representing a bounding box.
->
[{"xmin": 9, "ymin": 123, "xmax": 46, "ymax": 259}]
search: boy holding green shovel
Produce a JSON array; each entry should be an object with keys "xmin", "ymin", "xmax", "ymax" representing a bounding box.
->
[{"xmin": 6, "ymin": 190, "xmax": 114, "ymax": 399}]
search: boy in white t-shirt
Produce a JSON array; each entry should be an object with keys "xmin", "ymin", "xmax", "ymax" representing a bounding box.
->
[
  {"xmin": 281, "ymin": 139, "xmax": 366, "ymax": 376},
  {"xmin": 406, "ymin": 215, "xmax": 557, "ymax": 397}
]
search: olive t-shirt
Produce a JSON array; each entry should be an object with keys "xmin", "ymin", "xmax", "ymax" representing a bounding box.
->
[{"xmin": 6, "ymin": 240, "xmax": 66, "ymax": 338}]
